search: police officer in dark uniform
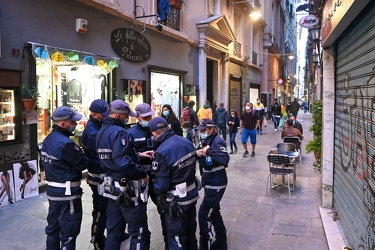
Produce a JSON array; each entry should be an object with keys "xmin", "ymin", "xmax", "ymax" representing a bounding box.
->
[
  {"xmin": 127, "ymin": 103, "xmax": 156, "ymax": 247},
  {"xmin": 196, "ymin": 118, "xmax": 230, "ymax": 250},
  {"xmin": 41, "ymin": 106, "xmax": 88, "ymax": 250},
  {"xmin": 96, "ymin": 100, "xmax": 152, "ymax": 250},
  {"xmin": 82, "ymin": 99, "xmax": 125, "ymax": 249},
  {"xmin": 149, "ymin": 117, "xmax": 199, "ymax": 250}
]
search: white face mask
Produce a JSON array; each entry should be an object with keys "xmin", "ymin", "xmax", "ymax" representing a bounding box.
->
[
  {"xmin": 245, "ymin": 106, "xmax": 251, "ymax": 110},
  {"xmin": 200, "ymin": 132, "xmax": 208, "ymax": 140},
  {"xmin": 231, "ymin": 114, "xmax": 235, "ymax": 117}
]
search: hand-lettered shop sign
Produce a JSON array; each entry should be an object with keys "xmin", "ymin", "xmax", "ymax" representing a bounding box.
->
[{"xmin": 111, "ymin": 28, "xmax": 151, "ymax": 62}]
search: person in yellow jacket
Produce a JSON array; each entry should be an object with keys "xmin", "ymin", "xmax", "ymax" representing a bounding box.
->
[{"xmin": 197, "ymin": 100, "xmax": 213, "ymax": 121}]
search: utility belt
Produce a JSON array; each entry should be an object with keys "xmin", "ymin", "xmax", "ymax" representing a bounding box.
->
[
  {"xmin": 204, "ymin": 184, "xmax": 227, "ymax": 191},
  {"xmin": 101, "ymin": 176, "xmax": 148, "ymax": 207},
  {"xmin": 202, "ymin": 166, "xmax": 225, "ymax": 173},
  {"xmin": 87, "ymin": 172, "xmax": 107, "ymax": 195},
  {"xmin": 156, "ymin": 182, "xmax": 199, "ymax": 218},
  {"xmin": 48, "ymin": 181, "xmax": 81, "ymax": 196}
]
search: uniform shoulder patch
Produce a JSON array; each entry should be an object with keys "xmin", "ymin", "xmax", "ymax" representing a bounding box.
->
[
  {"xmin": 152, "ymin": 161, "xmax": 159, "ymax": 171},
  {"xmin": 120, "ymin": 139, "xmax": 126, "ymax": 146},
  {"xmin": 74, "ymin": 144, "xmax": 80, "ymax": 151}
]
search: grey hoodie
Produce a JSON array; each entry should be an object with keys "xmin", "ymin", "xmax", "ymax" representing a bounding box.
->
[{"xmin": 214, "ymin": 107, "xmax": 229, "ymax": 124}]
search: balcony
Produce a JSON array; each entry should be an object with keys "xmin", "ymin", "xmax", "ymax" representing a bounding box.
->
[
  {"xmin": 264, "ymin": 32, "xmax": 279, "ymax": 54},
  {"xmin": 233, "ymin": 41, "xmax": 241, "ymax": 58},
  {"xmin": 162, "ymin": 8, "xmax": 180, "ymax": 31}
]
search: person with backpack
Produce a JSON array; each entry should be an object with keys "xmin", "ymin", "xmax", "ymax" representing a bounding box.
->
[
  {"xmin": 181, "ymin": 100, "xmax": 199, "ymax": 129},
  {"xmin": 239, "ymin": 102, "xmax": 260, "ymax": 158}
]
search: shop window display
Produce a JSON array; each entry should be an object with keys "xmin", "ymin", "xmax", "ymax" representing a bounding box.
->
[
  {"xmin": 0, "ymin": 89, "xmax": 16, "ymax": 141},
  {"xmin": 150, "ymin": 72, "xmax": 181, "ymax": 118},
  {"xmin": 36, "ymin": 59, "xmax": 109, "ymax": 144}
]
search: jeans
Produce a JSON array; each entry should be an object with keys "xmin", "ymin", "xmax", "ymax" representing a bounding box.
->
[
  {"xmin": 273, "ymin": 115, "xmax": 281, "ymax": 129},
  {"xmin": 229, "ymin": 132, "xmax": 237, "ymax": 151}
]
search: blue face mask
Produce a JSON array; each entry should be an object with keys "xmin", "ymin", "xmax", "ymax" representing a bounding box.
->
[
  {"xmin": 69, "ymin": 125, "xmax": 76, "ymax": 133},
  {"xmin": 163, "ymin": 110, "xmax": 169, "ymax": 117},
  {"xmin": 123, "ymin": 118, "xmax": 128, "ymax": 125},
  {"xmin": 140, "ymin": 120, "xmax": 149, "ymax": 127},
  {"xmin": 200, "ymin": 132, "xmax": 208, "ymax": 140}
]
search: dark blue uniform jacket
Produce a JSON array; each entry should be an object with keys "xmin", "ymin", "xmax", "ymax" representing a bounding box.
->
[
  {"xmin": 152, "ymin": 130, "xmax": 198, "ymax": 201},
  {"xmin": 81, "ymin": 116, "xmax": 103, "ymax": 174},
  {"xmin": 96, "ymin": 117, "xmax": 147, "ymax": 182},
  {"xmin": 198, "ymin": 132, "xmax": 229, "ymax": 187},
  {"xmin": 127, "ymin": 123, "xmax": 153, "ymax": 166},
  {"xmin": 41, "ymin": 124, "xmax": 87, "ymax": 197}
]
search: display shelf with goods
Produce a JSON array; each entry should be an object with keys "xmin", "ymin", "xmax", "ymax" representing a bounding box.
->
[{"xmin": 0, "ymin": 89, "xmax": 16, "ymax": 141}]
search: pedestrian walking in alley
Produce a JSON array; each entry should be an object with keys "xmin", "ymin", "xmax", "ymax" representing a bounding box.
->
[
  {"xmin": 290, "ymin": 98, "xmax": 301, "ymax": 118},
  {"xmin": 240, "ymin": 102, "xmax": 260, "ymax": 157},
  {"xmin": 213, "ymin": 102, "xmax": 229, "ymax": 141},
  {"xmin": 149, "ymin": 117, "xmax": 199, "ymax": 250},
  {"xmin": 161, "ymin": 104, "xmax": 183, "ymax": 136},
  {"xmin": 41, "ymin": 106, "xmax": 88, "ymax": 250},
  {"xmin": 196, "ymin": 118, "xmax": 229, "ymax": 250},
  {"xmin": 270, "ymin": 98, "xmax": 282, "ymax": 131},
  {"xmin": 197, "ymin": 100, "xmax": 213, "ymax": 121},
  {"xmin": 228, "ymin": 109, "xmax": 240, "ymax": 154},
  {"xmin": 253, "ymin": 98, "xmax": 265, "ymax": 135},
  {"xmin": 96, "ymin": 100, "xmax": 153, "ymax": 250}
]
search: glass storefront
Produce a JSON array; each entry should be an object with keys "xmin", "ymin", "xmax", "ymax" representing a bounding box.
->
[
  {"xmin": 0, "ymin": 89, "xmax": 15, "ymax": 141},
  {"xmin": 31, "ymin": 42, "xmax": 119, "ymax": 145}
]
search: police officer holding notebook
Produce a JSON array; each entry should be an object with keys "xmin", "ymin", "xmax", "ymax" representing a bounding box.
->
[{"xmin": 41, "ymin": 106, "xmax": 88, "ymax": 250}]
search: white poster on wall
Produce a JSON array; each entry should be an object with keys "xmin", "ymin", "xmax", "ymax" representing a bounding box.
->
[{"xmin": 13, "ymin": 160, "xmax": 39, "ymax": 201}]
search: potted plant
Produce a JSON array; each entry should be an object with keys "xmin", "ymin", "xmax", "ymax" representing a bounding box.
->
[
  {"xmin": 183, "ymin": 85, "xmax": 192, "ymax": 103},
  {"xmin": 169, "ymin": 0, "xmax": 185, "ymax": 10},
  {"xmin": 21, "ymin": 84, "xmax": 39, "ymax": 112},
  {"xmin": 305, "ymin": 99, "xmax": 322, "ymax": 172}
]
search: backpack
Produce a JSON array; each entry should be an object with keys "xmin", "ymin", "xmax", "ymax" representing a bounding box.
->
[{"xmin": 180, "ymin": 107, "xmax": 190, "ymax": 123}]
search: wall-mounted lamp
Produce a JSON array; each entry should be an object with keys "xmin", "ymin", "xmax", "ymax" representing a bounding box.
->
[
  {"xmin": 310, "ymin": 27, "xmax": 321, "ymax": 42},
  {"xmin": 288, "ymin": 54, "xmax": 295, "ymax": 60},
  {"xmin": 312, "ymin": 53, "xmax": 320, "ymax": 64},
  {"xmin": 229, "ymin": 0, "xmax": 262, "ymax": 20}
]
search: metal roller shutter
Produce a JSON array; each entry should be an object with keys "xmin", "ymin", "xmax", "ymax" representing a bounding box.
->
[{"xmin": 334, "ymin": 1, "xmax": 375, "ymax": 249}]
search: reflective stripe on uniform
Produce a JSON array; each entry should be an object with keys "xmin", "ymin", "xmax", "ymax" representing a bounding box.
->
[
  {"xmin": 41, "ymin": 151, "xmax": 59, "ymax": 160},
  {"xmin": 97, "ymin": 148, "xmax": 112, "ymax": 152},
  {"xmin": 204, "ymin": 184, "xmax": 227, "ymax": 190},
  {"xmin": 48, "ymin": 181, "xmax": 81, "ymax": 188},
  {"xmin": 168, "ymin": 183, "xmax": 196, "ymax": 196},
  {"xmin": 176, "ymin": 195, "xmax": 199, "ymax": 206},
  {"xmin": 202, "ymin": 166, "xmax": 225, "ymax": 173},
  {"xmin": 47, "ymin": 194, "xmax": 81, "ymax": 201},
  {"xmin": 172, "ymin": 151, "xmax": 197, "ymax": 167}
]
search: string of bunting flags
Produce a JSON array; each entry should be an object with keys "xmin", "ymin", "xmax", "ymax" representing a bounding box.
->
[{"xmin": 29, "ymin": 41, "xmax": 121, "ymax": 73}]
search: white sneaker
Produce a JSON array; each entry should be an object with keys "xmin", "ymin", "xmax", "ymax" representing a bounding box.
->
[{"xmin": 274, "ymin": 129, "xmax": 278, "ymax": 131}]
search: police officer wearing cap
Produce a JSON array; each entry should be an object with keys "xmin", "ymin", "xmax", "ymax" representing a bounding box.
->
[
  {"xmin": 127, "ymin": 103, "xmax": 156, "ymax": 247},
  {"xmin": 96, "ymin": 100, "xmax": 152, "ymax": 250},
  {"xmin": 41, "ymin": 106, "xmax": 88, "ymax": 250},
  {"xmin": 196, "ymin": 118, "xmax": 229, "ymax": 250},
  {"xmin": 82, "ymin": 99, "xmax": 124, "ymax": 249},
  {"xmin": 150, "ymin": 117, "xmax": 199, "ymax": 250}
]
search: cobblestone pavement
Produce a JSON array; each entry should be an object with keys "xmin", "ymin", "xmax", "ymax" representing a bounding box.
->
[{"xmin": 0, "ymin": 111, "xmax": 328, "ymax": 250}]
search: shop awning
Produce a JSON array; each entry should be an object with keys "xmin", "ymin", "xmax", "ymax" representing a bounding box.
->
[{"xmin": 28, "ymin": 41, "xmax": 120, "ymax": 74}]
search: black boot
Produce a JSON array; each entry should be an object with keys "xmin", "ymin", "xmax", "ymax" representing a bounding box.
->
[
  {"xmin": 211, "ymin": 240, "xmax": 227, "ymax": 250},
  {"xmin": 199, "ymin": 239, "xmax": 210, "ymax": 250}
]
